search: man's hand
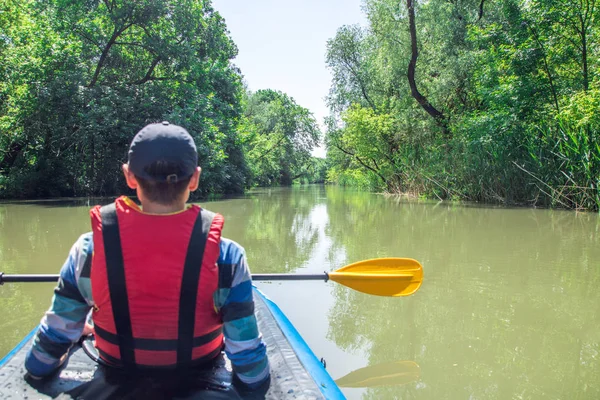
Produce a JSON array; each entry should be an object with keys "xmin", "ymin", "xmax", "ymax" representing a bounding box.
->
[{"xmin": 82, "ymin": 323, "xmax": 94, "ymax": 337}]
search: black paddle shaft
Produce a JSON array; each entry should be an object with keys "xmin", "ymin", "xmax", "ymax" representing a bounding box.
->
[
  {"xmin": 0, "ymin": 273, "xmax": 60, "ymax": 284},
  {"xmin": 0, "ymin": 272, "xmax": 330, "ymax": 284}
]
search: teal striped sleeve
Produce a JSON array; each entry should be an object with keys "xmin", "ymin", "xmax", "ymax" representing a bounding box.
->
[
  {"xmin": 214, "ymin": 238, "xmax": 270, "ymax": 389},
  {"xmin": 24, "ymin": 233, "xmax": 94, "ymax": 377}
]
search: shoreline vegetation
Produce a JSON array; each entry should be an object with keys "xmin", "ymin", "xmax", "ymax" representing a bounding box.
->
[
  {"xmin": 1, "ymin": 0, "xmax": 598, "ymax": 211},
  {"xmin": 324, "ymin": 0, "xmax": 599, "ymax": 212}
]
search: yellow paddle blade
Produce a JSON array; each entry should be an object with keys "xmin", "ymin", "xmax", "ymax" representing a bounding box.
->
[
  {"xmin": 328, "ymin": 258, "xmax": 423, "ymax": 297},
  {"xmin": 335, "ymin": 360, "xmax": 421, "ymax": 388}
]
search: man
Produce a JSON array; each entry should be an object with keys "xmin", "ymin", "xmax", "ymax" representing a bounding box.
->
[{"xmin": 25, "ymin": 121, "xmax": 270, "ymax": 391}]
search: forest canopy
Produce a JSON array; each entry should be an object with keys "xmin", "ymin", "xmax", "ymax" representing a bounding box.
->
[
  {"xmin": 1, "ymin": 0, "xmax": 598, "ymax": 211},
  {"xmin": 0, "ymin": 0, "xmax": 322, "ymax": 199}
]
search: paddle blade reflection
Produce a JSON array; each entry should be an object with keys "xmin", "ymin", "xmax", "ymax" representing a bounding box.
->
[{"xmin": 335, "ymin": 360, "xmax": 421, "ymax": 388}]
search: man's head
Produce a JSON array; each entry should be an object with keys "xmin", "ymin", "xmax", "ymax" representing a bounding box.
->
[{"xmin": 122, "ymin": 122, "xmax": 201, "ymax": 206}]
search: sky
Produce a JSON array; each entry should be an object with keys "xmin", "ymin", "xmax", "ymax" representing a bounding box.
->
[{"xmin": 211, "ymin": 0, "xmax": 367, "ymax": 157}]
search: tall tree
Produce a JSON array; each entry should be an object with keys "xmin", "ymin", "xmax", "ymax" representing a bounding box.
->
[
  {"xmin": 326, "ymin": 25, "xmax": 380, "ymax": 112},
  {"xmin": 527, "ymin": 0, "xmax": 597, "ymax": 92},
  {"xmin": 0, "ymin": 0, "xmax": 246, "ymax": 198}
]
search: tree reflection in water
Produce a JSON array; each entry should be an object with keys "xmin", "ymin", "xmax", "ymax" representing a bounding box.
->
[
  {"xmin": 1, "ymin": 188, "xmax": 599, "ymax": 400},
  {"xmin": 323, "ymin": 186, "xmax": 600, "ymax": 399}
]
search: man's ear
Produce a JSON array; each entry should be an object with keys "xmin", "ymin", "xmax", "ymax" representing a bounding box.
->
[
  {"xmin": 122, "ymin": 164, "xmax": 138, "ymax": 189},
  {"xmin": 188, "ymin": 167, "xmax": 202, "ymax": 191}
]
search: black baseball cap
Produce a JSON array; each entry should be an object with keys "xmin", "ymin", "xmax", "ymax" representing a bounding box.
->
[{"xmin": 128, "ymin": 121, "xmax": 198, "ymax": 182}]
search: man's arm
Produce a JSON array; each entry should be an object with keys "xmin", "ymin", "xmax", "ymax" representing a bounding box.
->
[
  {"xmin": 24, "ymin": 233, "xmax": 94, "ymax": 378},
  {"xmin": 215, "ymin": 238, "xmax": 270, "ymax": 390}
]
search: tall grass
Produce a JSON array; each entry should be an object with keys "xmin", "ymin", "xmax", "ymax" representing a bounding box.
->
[{"xmin": 524, "ymin": 121, "xmax": 600, "ymax": 211}]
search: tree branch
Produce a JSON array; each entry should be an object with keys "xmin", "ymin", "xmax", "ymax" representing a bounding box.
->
[
  {"xmin": 528, "ymin": 24, "xmax": 560, "ymax": 112},
  {"xmin": 340, "ymin": 58, "xmax": 376, "ymax": 109},
  {"xmin": 478, "ymin": 0, "xmax": 485, "ymax": 21},
  {"xmin": 333, "ymin": 142, "xmax": 388, "ymax": 184},
  {"xmin": 114, "ymin": 41, "xmax": 156, "ymax": 53},
  {"xmin": 406, "ymin": 0, "xmax": 450, "ymax": 136},
  {"xmin": 0, "ymin": 141, "xmax": 24, "ymax": 172},
  {"xmin": 102, "ymin": 0, "xmax": 112, "ymax": 12},
  {"xmin": 130, "ymin": 56, "xmax": 162, "ymax": 84},
  {"xmin": 255, "ymin": 135, "xmax": 287, "ymax": 162},
  {"xmin": 75, "ymin": 28, "xmax": 102, "ymax": 50},
  {"xmin": 88, "ymin": 23, "xmax": 133, "ymax": 88}
]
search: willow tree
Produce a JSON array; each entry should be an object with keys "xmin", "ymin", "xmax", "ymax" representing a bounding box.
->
[{"xmin": 324, "ymin": 0, "xmax": 599, "ymax": 209}]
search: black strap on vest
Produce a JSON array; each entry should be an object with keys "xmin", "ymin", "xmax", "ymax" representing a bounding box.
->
[
  {"xmin": 101, "ymin": 204, "xmax": 216, "ymax": 369},
  {"xmin": 177, "ymin": 209, "xmax": 216, "ymax": 367},
  {"xmin": 101, "ymin": 203, "xmax": 136, "ymax": 368}
]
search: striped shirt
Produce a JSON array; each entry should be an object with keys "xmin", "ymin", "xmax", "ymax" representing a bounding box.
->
[{"xmin": 24, "ymin": 232, "xmax": 270, "ymax": 389}]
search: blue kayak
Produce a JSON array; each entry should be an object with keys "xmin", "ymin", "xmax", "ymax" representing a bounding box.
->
[{"xmin": 0, "ymin": 287, "xmax": 346, "ymax": 399}]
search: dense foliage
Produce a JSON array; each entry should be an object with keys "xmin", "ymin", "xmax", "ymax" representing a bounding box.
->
[
  {"xmin": 3, "ymin": 0, "xmax": 597, "ymax": 210},
  {"xmin": 0, "ymin": 0, "xmax": 248, "ymax": 198},
  {"xmin": 0, "ymin": 0, "xmax": 321, "ymax": 199},
  {"xmin": 325, "ymin": 0, "xmax": 600, "ymax": 210},
  {"xmin": 240, "ymin": 89, "xmax": 321, "ymax": 186}
]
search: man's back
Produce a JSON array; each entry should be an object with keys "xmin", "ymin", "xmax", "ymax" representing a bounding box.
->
[{"xmin": 25, "ymin": 122, "xmax": 270, "ymax": 391}]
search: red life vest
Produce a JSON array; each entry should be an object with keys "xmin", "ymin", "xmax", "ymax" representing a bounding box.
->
[{"xmin": 90, "ymin": 196, "xmax": 224, "ymax": 369}]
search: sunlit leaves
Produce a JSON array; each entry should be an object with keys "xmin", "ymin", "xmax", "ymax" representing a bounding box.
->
[
  {"xmin": 325, "ymin": 0, "xmax": 600, "ymax": 210},
  {"xmin": 240, "ymin": 89, "xmax": 320, "ymax": 187},
  {"xmin": 0, "ymin": 0, "xmax": 246, "ymax": 198}
]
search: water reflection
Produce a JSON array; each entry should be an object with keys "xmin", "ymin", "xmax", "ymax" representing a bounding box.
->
[
  {"xmin": 208, "ymin": 187, "xmax": 325, "ymax": 273},
  {"xmin": 1, "ymin": 187, "xmax": 599, "ymax": 400},
  {"xmin": 335, "ymin": 360, "xmax": 420, "ymax": 388},
  {"xmin": 0, "ymin": 200, "xmax": 97, "ymax": 356},
  {"xmin": 322, "ymin": 187, "xmax": 600, "ymax": 399}
]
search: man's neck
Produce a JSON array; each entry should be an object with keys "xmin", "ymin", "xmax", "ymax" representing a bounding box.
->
[{"xmin": 140, "ymin": 201, "xmax": 187, "ymax": 214}]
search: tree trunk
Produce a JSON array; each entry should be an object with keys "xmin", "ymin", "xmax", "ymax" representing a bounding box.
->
[
  {"xmin": 91, "ymin": 133, "xmax": 96, "ymax": 195},
  {"xmin": 406, "ymin": 0, "xmax": 450, "ymax": 137},
  {"xmin": 581, "ymin": 27, "xmax": 588, "ymax": 92},
  {"xmin": 88, "ymin": 24, "xmax": 133, "ymax": 87},
  {"xmin": 0, "ymin": 141, "xmax": 24, "ymax": 172},
  {"xmin": 529, "ymin": 24, "xmax": 560, "ymax": 112},
  {"xmin": 478, "ymin": 0, "xmax": 485, "ymax": 21}
]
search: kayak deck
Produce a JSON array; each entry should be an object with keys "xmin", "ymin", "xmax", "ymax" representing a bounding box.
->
[{"xmin": 0, "ymin": 288, "xmax": 344, "ymax": 399}]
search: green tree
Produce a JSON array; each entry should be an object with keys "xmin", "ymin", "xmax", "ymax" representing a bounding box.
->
[
  {"xmin": 324, "ymin": 0, "xmax": 600, "ymax": 210},
  {"xmin": 0, "ymin": 0, "xmax": 246, "ymax": 198},
  {"xmin": 326, "ymin": 24, "xmax": 379, "ymax": 112},
  {"xmin": 240, "ymin": 89, "xmax": 320, "ymax": 187}
]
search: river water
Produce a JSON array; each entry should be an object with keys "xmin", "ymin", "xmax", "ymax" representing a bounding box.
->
[{"xmin": 1, "ymin": 185, "xmax": 599, "ymax": 399}]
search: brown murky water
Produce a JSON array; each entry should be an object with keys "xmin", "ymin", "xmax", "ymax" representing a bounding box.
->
[{"xmin": 1, "ymin": 185, "xmax": 599, "ymax": 399}]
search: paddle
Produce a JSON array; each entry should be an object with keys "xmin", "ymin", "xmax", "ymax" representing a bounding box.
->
[
  {"xmin": 335, "ymin": 360, "xmax": 421, "ymax": 388},
  {"xmin": 0, "ymin": 257, "xmax": 423, "ymax": 297}
]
